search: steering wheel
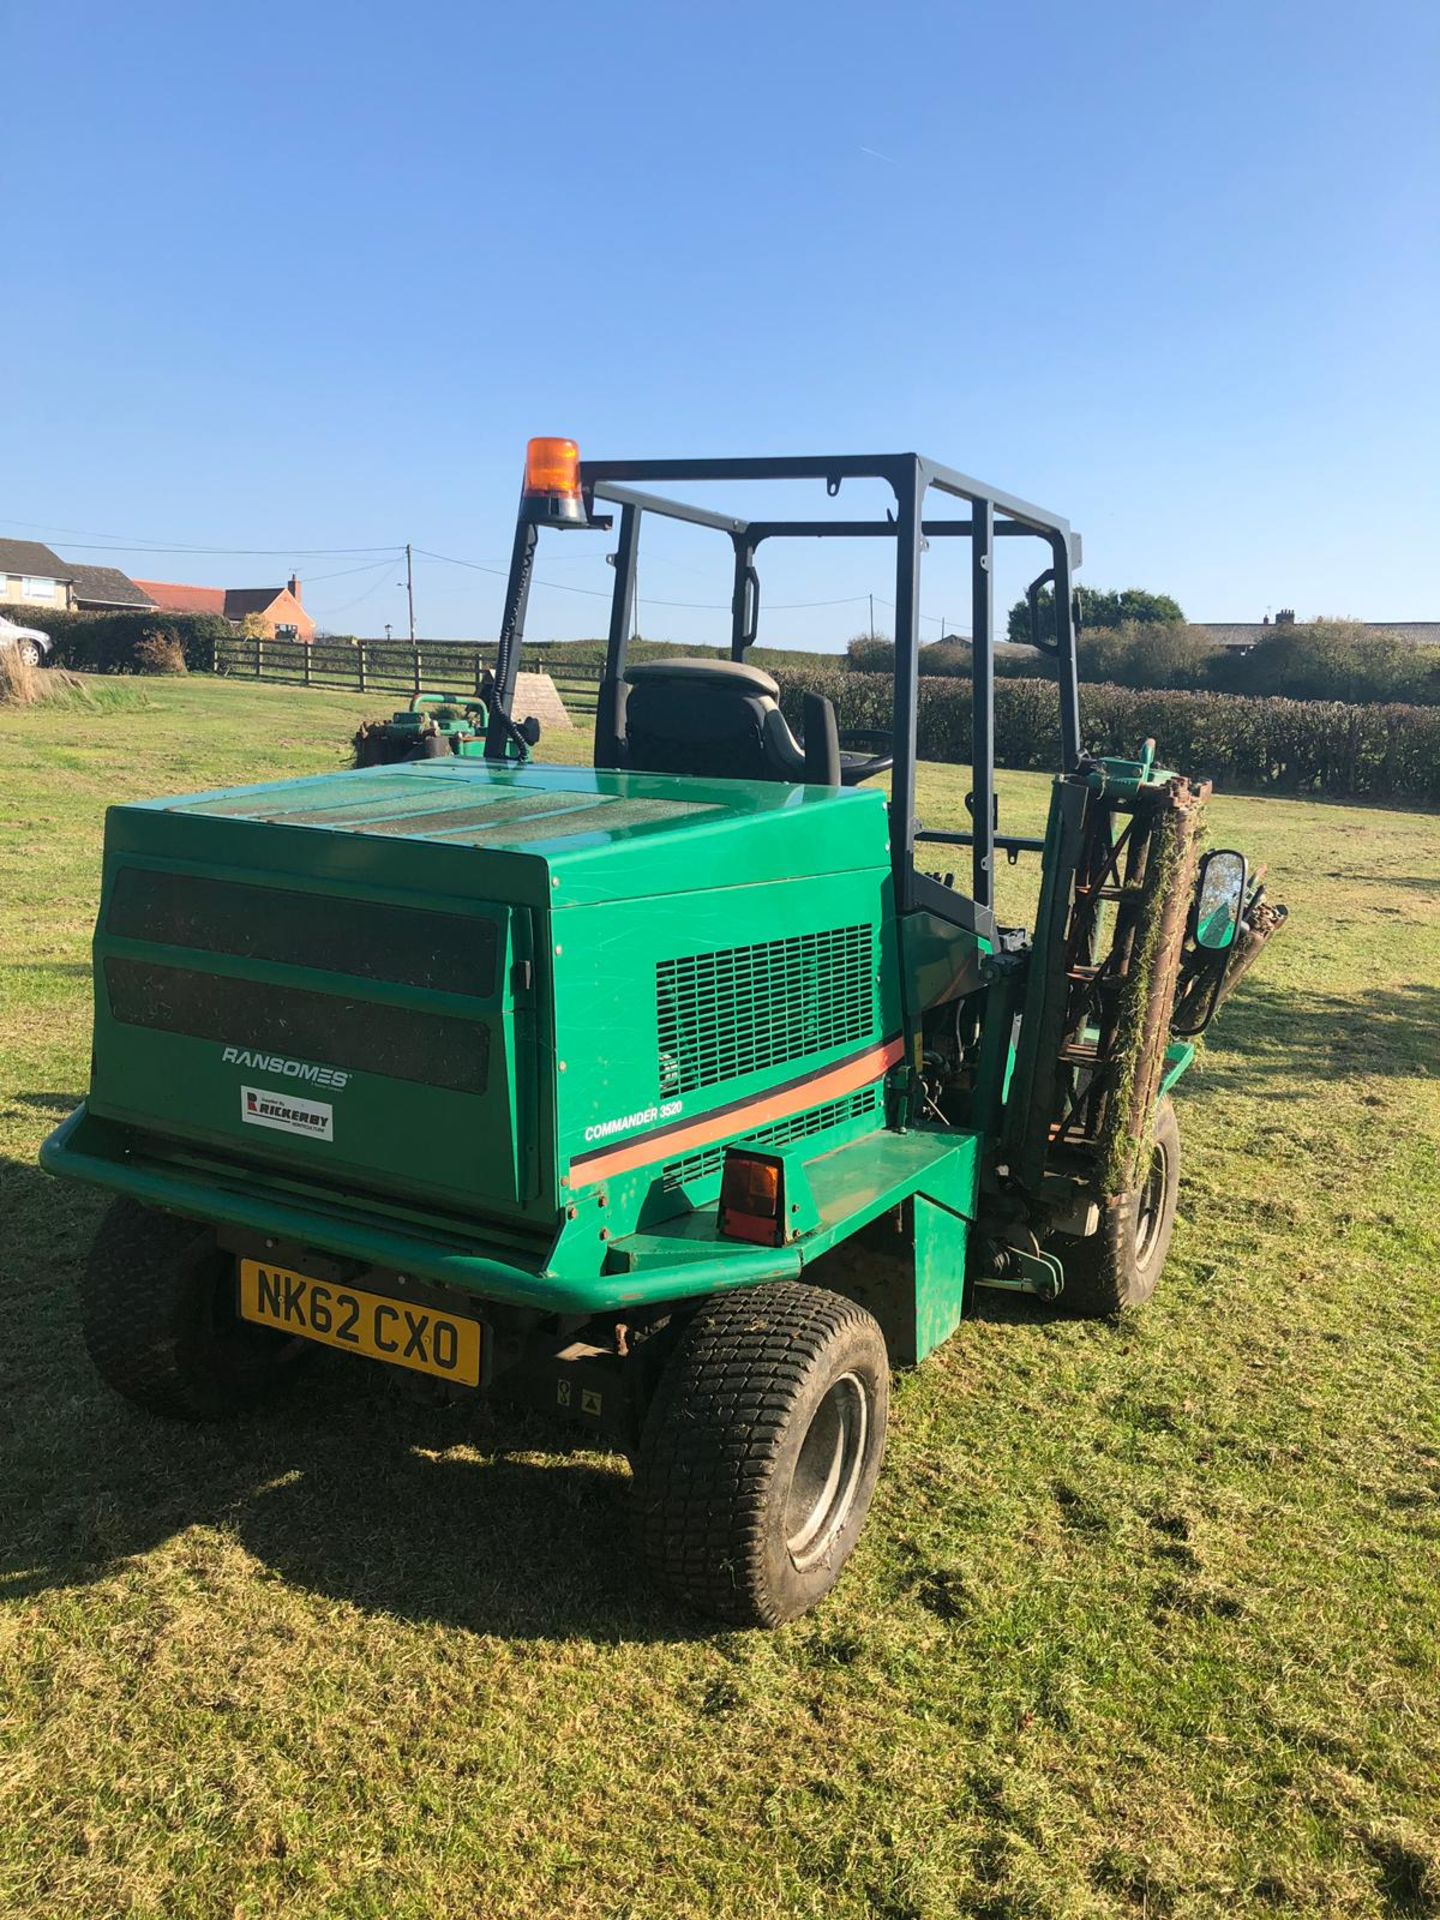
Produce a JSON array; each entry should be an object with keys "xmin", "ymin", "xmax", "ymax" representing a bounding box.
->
[{"xmin": 837, "ymin": 727, "xmax": 894, "ymax": 787}]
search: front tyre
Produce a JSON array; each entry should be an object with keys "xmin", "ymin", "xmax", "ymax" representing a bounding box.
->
[
  {"xmin": 633, "ymin": 1282, "xmax": 889, "ymax": 1627},
  {"xmin": 79, "ymin": 1198, "xmax": 307, "ymax": 1420},
  {"xmin": 1055, "ymin": 1096, "xmax": 1182, "ymax": 1317},
  {"xmin": 16, "ymin": 639, "xmax": 43, "ymax": 668}
]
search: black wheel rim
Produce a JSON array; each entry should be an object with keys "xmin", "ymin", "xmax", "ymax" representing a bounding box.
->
[
  {"xmin": 784, "ymin": 1371, "xmax": 869, "ymax": 1571},
  {"xmin": 1135, "ymin": 1139, "xmax": 1169, "ymax": 1266}
]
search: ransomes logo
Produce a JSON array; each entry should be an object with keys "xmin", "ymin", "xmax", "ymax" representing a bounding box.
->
[{"xmin": 222, "ymin": 1046, "xmax": 350, "ymax": 1090}]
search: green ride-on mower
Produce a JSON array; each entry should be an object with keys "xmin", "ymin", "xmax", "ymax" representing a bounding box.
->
[
  {"xmin": 42, "ymin": 440, "xmax": 1285, "ymax": 1627},
  {"xmin": 352, "ymin": 688, "xmax": 500, "ymax": 767}
]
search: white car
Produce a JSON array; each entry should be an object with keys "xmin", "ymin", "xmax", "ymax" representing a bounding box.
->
[{"xmin": 0, "ymin": 614, "xmax": 52, "ymax": 667}]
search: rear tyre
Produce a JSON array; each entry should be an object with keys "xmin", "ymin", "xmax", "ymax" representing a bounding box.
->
[
  {"xmin": 403, "ymin": 733, "xmax": 450, "ymax": 760},
  {"xmin": 16, "ymin": 639, "xmax": 43, "ymax": 669},
  {"xmin": 633, "ymin": 1282, "xmax": 889, "ymax": 1627},
  {"xmin": 1053, "ymin": 1096, "xmax": 1181, "ymax": 1318},
  {"xmin": 79, "ymin": 1198, "xmax": 307, "ymax": 1420}
]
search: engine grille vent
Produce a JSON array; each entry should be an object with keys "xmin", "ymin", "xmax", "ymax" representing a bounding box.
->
[
  {"xmin": 661, "ymin": 1084, "xmax": 881, "ymax": 1194},
  {"xmin": 108, "ymin": 868, "xmax": 497, "ymax": 998},
  {"xmin": 656, "ymin": 924, "xmax": 874, "ymax": 1096},
  {"xmin": 103, "ymin": 958, "xmax": 488, "ymax": 1095}
]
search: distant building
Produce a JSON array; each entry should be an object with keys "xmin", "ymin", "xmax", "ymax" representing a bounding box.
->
[
  {"xmin": 131, "ymin": 581, "xmax": 227, "ymax": 617},
  {"xmin": 0, "ymin": 538, "xmax": 74, "ymax": 610},
  {"xmin": 68, "ymin": 564, "xmax": 156, "ymax": 612},
  {"xmin": 221, "ymin": 578, "xmax": 315, "ymax": 643},
  {"xmin": 1193, "ymin": 615, "xmax": 1440, "ymax": 656},
  {"xmin": 133, "ymin": 574, "xmax": 315, "ymax": 641}
]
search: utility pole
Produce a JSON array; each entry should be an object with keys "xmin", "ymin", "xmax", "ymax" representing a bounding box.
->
[
  {"xmin": 869, "ymin": 593, "xmax": 874, "ymax": 641},
  {"xmin": 405, "ymin": 543, "xmax": 416, "ymax": 644}
]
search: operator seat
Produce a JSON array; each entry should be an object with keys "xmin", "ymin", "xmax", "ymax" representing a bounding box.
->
[{"xmin": 612, "ymin": 657, "xmax": 841, "ymax": 786}]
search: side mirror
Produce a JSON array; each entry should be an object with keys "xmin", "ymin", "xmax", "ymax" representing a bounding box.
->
[{"xmin": 1192, "ymin": 848, "xmax": 1248, "ymax": 953}]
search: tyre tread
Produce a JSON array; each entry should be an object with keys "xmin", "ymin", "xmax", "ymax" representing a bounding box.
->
[
  {"xmin": 80, "ymin": 1199, "xmax": 298, "ymax": 1420},
  {"xmin": 634, "ymin": 1282, "xmax": 885, "ymax": 1627},
  {"xmin": 1054, "ymin": 1097, "xmax": 1182, "ymax": 1318}
]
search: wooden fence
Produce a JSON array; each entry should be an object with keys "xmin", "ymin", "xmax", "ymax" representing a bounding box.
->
[{"xmin": 211, "ymin": 636, "xmax": 601, "ymax": 715}]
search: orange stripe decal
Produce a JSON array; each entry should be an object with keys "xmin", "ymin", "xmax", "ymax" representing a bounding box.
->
[{"xmin": 569, "ymin": 1037, "xmax": 904, "ymax": 1189}]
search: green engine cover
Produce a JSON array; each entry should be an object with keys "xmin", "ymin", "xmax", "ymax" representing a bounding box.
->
[{"xmin": 79, "ymin": 760, "xmax": 905, "ymax": 1271}]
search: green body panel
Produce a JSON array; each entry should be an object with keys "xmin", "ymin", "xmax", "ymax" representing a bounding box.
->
[
  {"xmin": 46, "ymin": 758, "xmax": 991, "ymax": 1322},
  {"xmin": 42, "ymin": 1104, "xmax": 979, "ymax": 1319},
  {"xmin": 550, "ymin": 863, "xmax": 897, "ymax": 1182},
  {"xmin": 901, "ymin": 908, "xmax": 991, "ymax": 1012},
  {"xmin": 1160, "ymin": 1039, "xmax": 1196, "ymax": 1096},
  {"xmin": 911, "ymin": 1195, "xmax": 973, "ymax": 1359},
  {"xmin": 784, "ymin": 1131, "xmax": 979, "ymax": 1365},
  {"xmin": 87, "ymin": 825, "xmax": 544, "ymax": 1226}
]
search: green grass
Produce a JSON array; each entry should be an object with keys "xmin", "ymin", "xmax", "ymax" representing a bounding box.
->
[{"xmin": 1, "ymin": 676, "xmax": 1438, "ymax": 1920}]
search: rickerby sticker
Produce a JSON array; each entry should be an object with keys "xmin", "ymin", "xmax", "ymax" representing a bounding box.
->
[{"xmin": 241, "ymin": 1086, "xmax": 334, "ymax": 1141}]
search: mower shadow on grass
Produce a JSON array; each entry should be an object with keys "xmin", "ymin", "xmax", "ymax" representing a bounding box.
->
[
  {"xmin": 0, "ymin": 1165, "xmax": 709, "ymax": 1644},
  {"xmin": 1198, "ymin": 977, "xmax": 1440, "ymax": 1087},
  {"xmin": 228, "ymin": 1392, "xmax": 696, "ymax": 1643},
  {"xmin": 0, "ymin": 961, "xmax": 94, "ymax": 979},
  {"xmin": 8, "ymin": 1091, "xmax": 83, "ymax": 1116}
]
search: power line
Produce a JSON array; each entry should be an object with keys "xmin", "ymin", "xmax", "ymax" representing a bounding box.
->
[
  {"xmin": 873, "ymin": 595, "xmax": 970, "ymax": 636},
  {"xmin": 412, "ymin": 547, "xmax": 605, "ymax": 594},
  {"xmin": 4, "ymin": 513, "xmax": 954, "ymax": 627},
  {"xmin": 320, "ymin": 573, "xmax": 402, "ymax": 619},
  {"xmin": 0, "ymin": 517, "xmax": 403, "ymax": 559},
  {"xmin": 57, "ymin": 540, "xmax": 403, "ymax": 558},
  {"xmin": 301, "ymin": 558, "xmax": 406, "ymax": 585},
  {"xmin": 413, "ymin": 547, "xmax": 875, "ymax": 612}
]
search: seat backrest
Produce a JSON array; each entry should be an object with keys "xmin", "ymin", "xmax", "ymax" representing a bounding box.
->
[{"xmin": 619, "ymin": 658, "xmax": 839, "ymax": 785}]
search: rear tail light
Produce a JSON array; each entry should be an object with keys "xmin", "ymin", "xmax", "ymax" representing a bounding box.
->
[{"xmin": 719, "ymin": 1149, "xmax": 786, "ymax": 1246}]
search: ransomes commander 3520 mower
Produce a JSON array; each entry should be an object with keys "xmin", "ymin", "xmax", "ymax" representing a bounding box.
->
[{"xmin": 42, "ymin": 441, "xmax": 1285, "ymax": 1626}]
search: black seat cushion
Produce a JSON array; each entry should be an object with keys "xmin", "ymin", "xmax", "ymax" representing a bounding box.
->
[
  {"xmin": 621, "ymin": 658, "xmax": 838, "ymax": 785},
  {"xmin": 627, "ymin": 657, "xmax": 780, "ymax": 698}
]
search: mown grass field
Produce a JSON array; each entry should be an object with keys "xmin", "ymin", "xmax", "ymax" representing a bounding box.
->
[{"xmin": 1, "ymin": 675, "xmax": 1437, "ymax": 1920}]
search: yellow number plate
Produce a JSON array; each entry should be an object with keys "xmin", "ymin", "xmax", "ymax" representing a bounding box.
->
[{"xmin": 238, "ymin": 1260, "xmax": 481, "ymax": 1386}]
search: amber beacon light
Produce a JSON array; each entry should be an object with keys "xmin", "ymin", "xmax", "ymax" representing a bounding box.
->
[{"xmin": 523, "ymin": 436, "xmax": 587, "ymax": 523}]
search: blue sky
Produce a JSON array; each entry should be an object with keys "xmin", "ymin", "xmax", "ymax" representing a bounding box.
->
[{"xmin": 7, "ymin": 0, "xmax": 1437, "ymax": 646}]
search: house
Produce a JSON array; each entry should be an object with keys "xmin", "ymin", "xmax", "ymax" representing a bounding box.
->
[
  {"xmin": 133, "ymin": 574, "xmax": 315, "ymax": 642},
  {"xmin": 221, "ymin": 578, "xmax": 315, "ymax": 643},
  {"xmin": 131, "ymin": 582, "xmax": 227, "ymax": 617},
  {"xmin": 1193, "ymin": 613, "xmax": 1440, "ymax": 656},
  {"xmin": 0, "ymin": 538, "xmax": 74, "ymax": 611},
  {"xmin": 67, "ymin": 564, "xmax": 156, "ymax": 613}
]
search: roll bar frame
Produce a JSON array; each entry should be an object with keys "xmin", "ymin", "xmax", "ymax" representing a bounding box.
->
[{"xmin": 487, "ymin": 453, "xmax": 1083, "ymax": 920}]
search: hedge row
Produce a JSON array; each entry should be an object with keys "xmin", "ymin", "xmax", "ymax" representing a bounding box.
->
[
  {"xmin": 772, "ymin": 669, "xmax": 1440, "ymax": 804},
  {"xmin": 1, "ymin": 605, "xmax": 231, "ymax": 673}
]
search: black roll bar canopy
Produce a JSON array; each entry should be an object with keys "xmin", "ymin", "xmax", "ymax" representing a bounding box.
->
[{"xmin": 487, "ymin": 453, "xmax": 1083, "ymax": 921}]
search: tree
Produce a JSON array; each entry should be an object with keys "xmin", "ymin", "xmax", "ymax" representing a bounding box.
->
[
  {"xmin": 845, "ymin": 632, "xmax": 895, "ymax": 671},
  {"xmin": 1077, "ymin": 621, "xmax": 1221, "ymax": 690},
  {"xmin": 1228, "ymin": 620, "xmax": 1439, "ymax": 705},
  {"xmin": 918, "ymin": 638, "xmax": 972, "ymax": 676},
  {"xmin": 1006, "ymin": 585, "xmax": 1185, "ymax": 647}
]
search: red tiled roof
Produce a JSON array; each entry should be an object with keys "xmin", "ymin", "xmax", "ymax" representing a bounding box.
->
[{"xmin": 132, "ymin": 580, "xmax": 227, "ymax": 616}]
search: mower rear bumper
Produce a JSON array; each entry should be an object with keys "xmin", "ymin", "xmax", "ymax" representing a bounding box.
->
[{"xmin": 40, "ymin": 1104, "xmax": 801, "ymax": 1313}]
